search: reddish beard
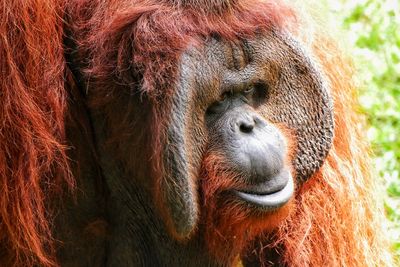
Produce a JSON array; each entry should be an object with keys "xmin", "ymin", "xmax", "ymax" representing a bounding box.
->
[{"xmin": 199, "ymin": 153, "xmax": 294, "ymax": 265}]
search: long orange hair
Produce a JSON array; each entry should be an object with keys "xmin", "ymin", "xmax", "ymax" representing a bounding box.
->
[{"xmin": 0, "ymin": 0, "xmax": 73, "ymax": 266}]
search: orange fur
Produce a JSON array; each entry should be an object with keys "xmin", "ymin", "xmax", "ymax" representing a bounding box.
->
[{"xmin": 0, "ymin": 1, "xmax": 73, "ymax": 266}]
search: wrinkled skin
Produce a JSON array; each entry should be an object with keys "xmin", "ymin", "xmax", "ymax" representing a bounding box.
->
[{"xmin": 59, "ymin": 27, "xmax": 333, "ymax": 266}]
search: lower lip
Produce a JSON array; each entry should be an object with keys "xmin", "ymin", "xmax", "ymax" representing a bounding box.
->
[{"xmin": 233, "ymin": 174, "xmax": 294, "ymax": 209}]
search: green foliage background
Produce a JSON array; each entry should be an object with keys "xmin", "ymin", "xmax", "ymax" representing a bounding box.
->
[{"xmin": 324, "ymin": 0, "xmax": 400, "ymax": 259}]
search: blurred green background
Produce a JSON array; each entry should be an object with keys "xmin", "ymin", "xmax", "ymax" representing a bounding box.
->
[{"xmin": 323, "ymin": 0, "xmax": 400, "ymax": 259}]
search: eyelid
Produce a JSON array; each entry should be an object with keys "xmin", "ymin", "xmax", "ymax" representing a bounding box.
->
[
  {"xmin": 219, "ymin": 90, "xmax": 233, "ymax": 101},
  {"xmin": 221, "ymin": 85, "xmax": 253, "ymax": 98},
  {"xmin": 243, "ymin": 86, "xmax": 254, "ymax": 94}
]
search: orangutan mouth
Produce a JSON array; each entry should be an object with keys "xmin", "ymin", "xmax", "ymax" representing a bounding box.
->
[{"xmin": 234, "ymin": 171, "xmax": 294, "ymax": 209}]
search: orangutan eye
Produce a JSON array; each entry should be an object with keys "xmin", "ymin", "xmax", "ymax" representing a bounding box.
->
[
  {"xmin": 240, "ymin": 83, "xmax": 269, "ymax": 108},
  {"xmin": 243, "ymin": 86, "xmax": 254, "ymax": 95},
  {"xmin": 218, "ymin": 90, "xmax": 232, "ymax": 102},
  {"xmin": 206, "ymin": 90, "xmax": 234, "ymax": 116}
]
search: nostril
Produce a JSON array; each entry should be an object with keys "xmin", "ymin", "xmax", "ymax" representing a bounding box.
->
[{"xmin": 239, "ymin": 121, "xmax": 254, "ymax": 133}]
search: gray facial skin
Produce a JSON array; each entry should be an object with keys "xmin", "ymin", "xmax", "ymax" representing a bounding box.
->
[{"xmin": 205, "ymin": 90, "xmax": 294, "ymax": 209}]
